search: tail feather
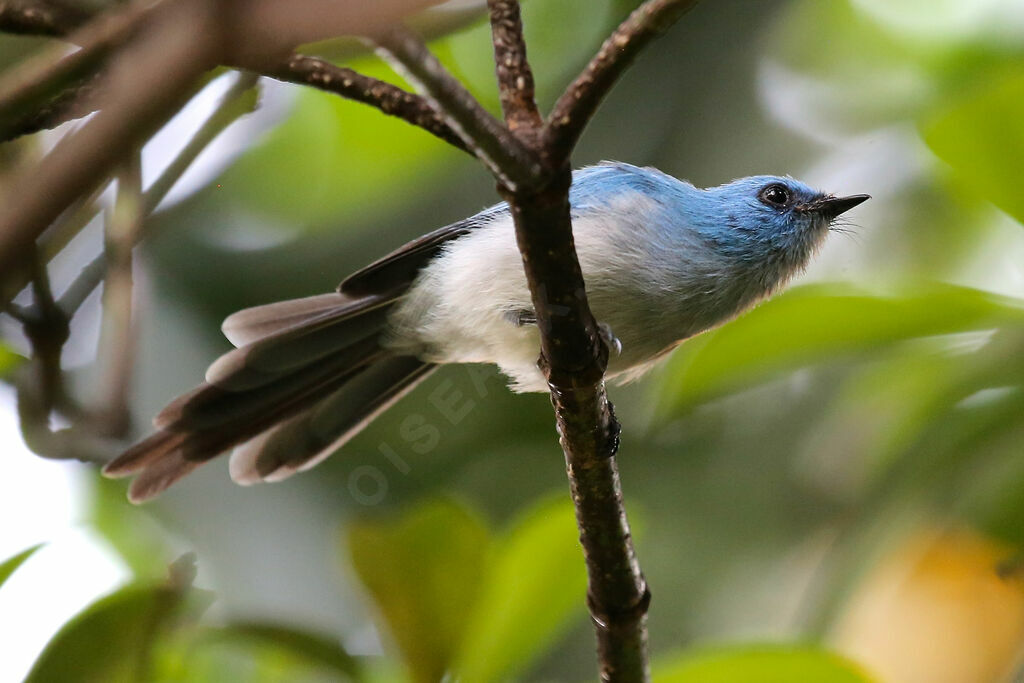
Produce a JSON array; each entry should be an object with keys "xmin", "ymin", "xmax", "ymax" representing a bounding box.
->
[
  {"xmin": 228, "ymin": 356, "xmax": 436, "ymax": 484},
  {"xmin": 103, "ymin": 430, "xmax": 185, "ymax": 478},
  {"xmin": 155, "ymin": 336, "xmax": 383, "ymax": 432},
  {"xmin": 222, "ymin": 292, "xmax": 353, "ymax": 347},
  {"xmin": 102, "ymin": 288, "xmax": 429, "ymax": 502},
  {"xmin": 207, "ymin": 294, "xmax": 394, "ymax": 391},
  {"xmin": 126, "ymin": 453, "xmax": 203, "ymax": 504}
]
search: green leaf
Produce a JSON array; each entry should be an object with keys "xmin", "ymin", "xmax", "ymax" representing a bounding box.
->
[
  {"xmin": 658, "ymin": 283, "xmax": 1024, "ymax": 413},
  {"xmin": 922, "ymin": 69, "xmax": 1024, "ymax": 224},
  {"xmin": 0, "ymin": 342, "xmax": 24, "ymax": 380},
  {"xmin": 159, "ymin": 623, "xmax": 361, "ymax": 682},
  {"xmin": 87, "ymin": 470, "xmax": 172, "ymax": 578},
  {"xmin": 0, "ymin": 543, "xmax": 42, "ymax": 589},
  {"xmin": 346, "ymin": 498, "xmax": 490, "ymax": 683},
  {"xmin": 207, "ymin": 623, "xmax": 360, "ymax": 678},
  {"xmin": 653, "ymin": 644, "xmax": 875, "ymax": 683},
  {"xmin": 24, "ymin": 583, "xmax": 203, "ymax": 683},
  {"xmin": 452, "ymin": 495, "xmax": 587, "ymax": 683}
]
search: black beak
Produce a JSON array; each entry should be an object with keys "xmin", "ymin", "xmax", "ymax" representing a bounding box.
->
[{"xmin": 798, "ymin": 194, "xmax": 870, "ymax": 220}]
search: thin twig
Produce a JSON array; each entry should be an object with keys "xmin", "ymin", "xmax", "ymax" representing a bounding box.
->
[
  {"xmin": 93, "ymin": 153, "xmax": 143, "ymax": 437},
  {"xmin": 485, "ymin": 0, "xmax": 541, "ymax": 132},
  {"xmin": 0, "ymin": 183, "xmax": 107, "ymax": 310},
  {"xmin": 22, "ymin": 248, "xmax": 70, "ymax": 414},
  {"xmin": 543, "ymin": 0, "xmax": 699, "ymax": 165},
  {"xmin": 10, "ymin": 246, "xmax": 110, "ymax": 462},
  {"xmin": 58, "ymin": 71, "xmax": 260, "ymax": 314},
  {"xmin": 268, "ymin": 54, "xmax": 470, "ymax": 154},
  {"xmin": 374, "ymin": 24, "xmax": 541, "ymax": 191}
]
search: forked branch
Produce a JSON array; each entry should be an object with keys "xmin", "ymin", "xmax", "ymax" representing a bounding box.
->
[{"xmin": 374, "ymin": 24, "xmax": 541, "ymax": 190}]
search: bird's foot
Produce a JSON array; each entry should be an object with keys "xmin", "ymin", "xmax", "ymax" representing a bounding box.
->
[{"xmin": 597, "ymin": 322, "xmax": 622, "ymax": 355}]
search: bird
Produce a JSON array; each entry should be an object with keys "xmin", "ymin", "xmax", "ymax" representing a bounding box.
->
[{"xmin": 103, "ymin": 161, "xmax": 869, "ymax": 502}]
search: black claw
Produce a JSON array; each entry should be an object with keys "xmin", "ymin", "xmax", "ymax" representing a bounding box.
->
[
  {"xmin": 603, "ymin": 399, "xmax": 621, "ymax": 457},
  {"xmin": 597, "ymin": 322, "xmax": 622, "ymax": 355}
]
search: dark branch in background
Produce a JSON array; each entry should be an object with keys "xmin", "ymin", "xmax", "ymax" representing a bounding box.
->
[
  {"xmin": 0, "ymin": 0, "xmax": 89, "ymax": 36},
  {"xmin": 268, "ymin": 54, "xmax": 469, "ymax": 154},
  {"xmin": 0, "ymin": 184, "xmax": 107, "ymax": 309},
  {"xmin": 59, "ymin": 71, "xmax": 260, "ymax": 314},
  {"xmin": 485, "ymin": 0, "xmax": 541, "ymax": 132},
  {"xmin": 0, "ymin": 0, "xmax": 222, "ymax": 276},
  {"xmin": 543, "ymin": 0, "xmax": 700, "ymax": 165},
  {"xmin": 1, "ymin": 70, "xmax": 101, "ymax": 140},
  {"xmin": 94, "ymin": 153, "xmax": 143, "ymax": 438},
  {"xmin": 22, "ymin": 250, "xmax": 70, "ymax": 414},
  {"xmin": 9, "ymin": 247, "xmax": 110, "ymax": 465},
  {"xmin": 374, "ymin": 24, "xmax": 542, "ymax": 191},
  {"xmin": 0, "ymin": 0, "xmax": 152, "ymax": 136}
]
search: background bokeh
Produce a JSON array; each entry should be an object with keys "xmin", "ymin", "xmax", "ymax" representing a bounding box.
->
[{"xmin": 3, "ymin": 0, "xmax": 1024, "ymax": 681}]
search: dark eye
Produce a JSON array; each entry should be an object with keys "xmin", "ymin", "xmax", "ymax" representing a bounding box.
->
[{"xmin": 759, "ymin": 184, "xmax": 791, "ymax": 208}]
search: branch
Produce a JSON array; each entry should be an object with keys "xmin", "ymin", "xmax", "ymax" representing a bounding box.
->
[
  {"xmin": 21, "ymin": 249, "xmax": 69, "ymax": 414},
  {"xmin": 268, "ymin": 54, "xmax": 470, "ymax": 154},
  {"xmin": 0, "ymin": 0, "xmax": 89, "ymax": 36},
  {"xmin": 1, "ymin": 70, "xmax": 101, "ymax": 141},
  {"xmin": 93, "ymin": 153, "xmax": 143, "ymax": 437},
  {"xmin": 0, "ymin": 0, "xmax": 152, "ymax": 137},
  {"xmin": 485, "ymin": 0, "xmax": 541, "ymax": 131},
  {"xmin": 543, "ymin": 0, "xmax": 699, "ymax": 165},
  {"xmin": 373, "ymin": 25, "xmax": 541, "ymax": 191},
  {"xmin": 501, "ymin": 161, "xmax": 649, "ymax": 683},
  {"xmin": 0, "ymin": 0, "xmax": 221, "ymax": 277},
  {"xmin": 482, "ymin": 1, "xmax": 699, "ymax": 679}
]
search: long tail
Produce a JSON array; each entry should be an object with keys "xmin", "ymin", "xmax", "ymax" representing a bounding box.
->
[{"xmin": 103, "ymin": 291, "xmax": 434, "ymax": 503}]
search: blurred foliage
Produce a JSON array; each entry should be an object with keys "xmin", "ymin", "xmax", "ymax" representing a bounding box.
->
[
  {"xmin": 0, "ymin": 543, "xmax": 41, "ymax": 588},
  {"xmin": 13, "ymin": 552, "xmax": 363, "ymax": 683},
  {"xmin": 652, "ymin": 644, "xmax": 873, "ymax": 682},
  {"xmin": 830, "ymin": 528, "xmax": 1024, "ymax": 683},
  {"xmin": 88, "ymin": 472, "xmax": 176, "ymax": 577},
  {"xmin": 24, "ymin": 572, "xmax": 212, "ymax": 683},
  {"xmin": 0, "ymin": 341, "xmax": 23, "ymax": 379},
  {"xmin": 922, "ymin": 69, "xmax": 1024, "ymax": 224},
  {"xmin": 347, "ymin": 498, "xmax": 490, "ymax": 683},
  {"xmin": 347, "ymin": 495, "xmax": 586, "ymax": 683},
  {"xmin": 4, "ymin": 0, "xmax": 1024, "ymax": 681},
  {"xmin": 657, "ymin": 283, "xmax": 1024, "ymax": 411},
  {"xmin": 162, "ymin": 623, "xmax": 361, "ymax": 682},
  {"xmin": 450, "ymin": 496, "xmax": 587, "ymax": 683}
]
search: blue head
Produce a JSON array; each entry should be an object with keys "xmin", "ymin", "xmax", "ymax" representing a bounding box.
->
[
  {"xmin": 701, "ymin": 175, "xmax": 869, "ymax": 269},
  {"xmin": 567, "ymin": 163, "xmax": 869, "ymax": 302}
]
